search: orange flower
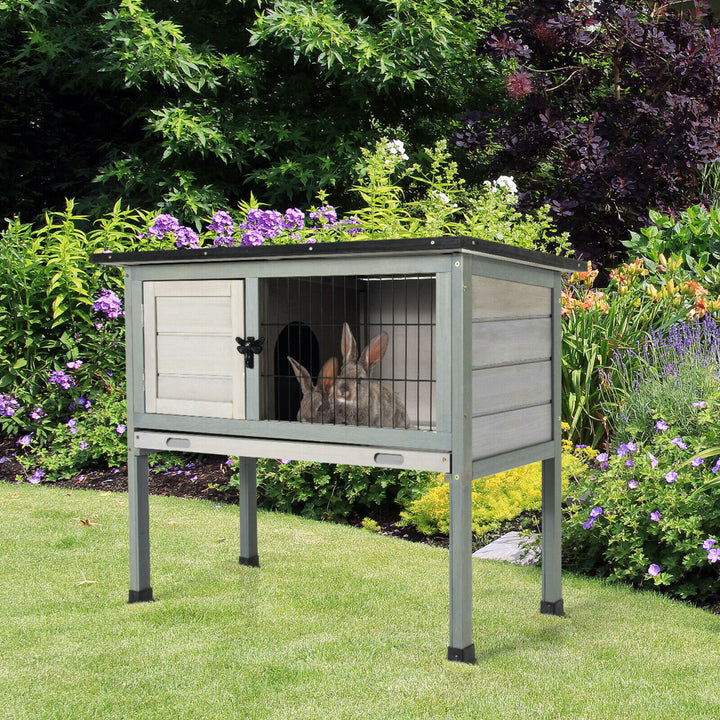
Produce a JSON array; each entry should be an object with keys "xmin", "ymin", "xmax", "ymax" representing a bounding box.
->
[
  {"xmin": 684, "ymin": 280, "xmax": 709, "ymax": 297},
  {"xmin": 570, "ymin": 260, "xmax": 598, "ymax": 287}
]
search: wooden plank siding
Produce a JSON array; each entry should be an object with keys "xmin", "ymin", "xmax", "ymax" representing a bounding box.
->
[
  {"xmin": 143, "ymin": 280, "xmax": 246, "ymax": 419},
  {"xmin": 471, "ymin": 275, "xmax": 553, "ymax": 461}
]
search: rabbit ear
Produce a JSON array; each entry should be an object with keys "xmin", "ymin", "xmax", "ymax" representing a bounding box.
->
[
  {"xmin": 318, "ymin": 357, "xmax": 338, "ymax": 393},
  {"xmin": 287, "ymin": 356, "xmax": 312, "ymax": 394},
  {"xmin": 341, "ymin": 323, "xmax": 357, "ymax": 364},
  {"xmin": 360, "ymin": 332, "xmax": 389, "ymax": 373}
]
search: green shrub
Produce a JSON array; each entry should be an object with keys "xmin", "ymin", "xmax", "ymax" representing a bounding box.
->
[
  {"xmin": 623, "ymin": 205, "xmax": 720, "ymax": 269},
  {"xmin": 399, "ymin": 455, "xmax": 581, "ymax": 539},
  {"xmin": 249, "ymin": 460, "xmax": 435, "ymax": 523},
  {"xmin": 563, "ymin": 415, "xmax": 720, "ymax": 605}
]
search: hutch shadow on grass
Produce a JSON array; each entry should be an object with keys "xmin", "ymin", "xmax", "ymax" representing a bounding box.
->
[{"xmin": 92, "ymin": 236, "xmax": 582, "ymax": 664}]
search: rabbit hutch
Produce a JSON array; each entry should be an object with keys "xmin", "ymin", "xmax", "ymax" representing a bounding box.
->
[{"xmin": 92, "ymin": 236, "xmax": 582, "ymax": 663}]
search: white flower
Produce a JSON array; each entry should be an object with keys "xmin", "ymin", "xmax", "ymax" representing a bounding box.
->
[
  {"xmin": 494, "ymin": 175, "xmax": 518, "ymax": 194},
  {"xmin": 431, "ymin": 190, "xmax": 451, "ymax": 204},
  {"xmin": 485, "ymin": 175, "xmax": 518, "ymax": 195},
  {"xmin": 386, "ymin": 139, "xmax": 409, "ymax": 160}
]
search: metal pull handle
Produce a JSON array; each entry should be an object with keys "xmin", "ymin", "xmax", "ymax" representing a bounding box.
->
[{"xmin": 235, "ymin": 336, "xmax": 265, "ymax": 369}]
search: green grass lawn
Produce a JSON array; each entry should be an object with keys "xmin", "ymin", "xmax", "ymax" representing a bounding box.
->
[{"xmin": 2, "ymin": 483, "xmax": 719, "ymax": 720}]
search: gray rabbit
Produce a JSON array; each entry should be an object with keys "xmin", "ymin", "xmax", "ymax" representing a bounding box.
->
[
  {"xmin": 287, "ymin": 356, "xmax": 338, "ymax": 423},
  {"xmin": 330, "ymin": 323, "xmax": 409, "ymax": 428}
]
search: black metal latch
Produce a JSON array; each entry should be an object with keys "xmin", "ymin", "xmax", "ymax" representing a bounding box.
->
[{"xmin": 235, "ymin": 336, "xmax": 265, "ymax": 369}]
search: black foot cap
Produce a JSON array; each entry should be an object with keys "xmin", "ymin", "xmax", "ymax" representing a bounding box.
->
[
  {"xmin": 128, "ymin": 587, "xmax": 154, "ymax": 603},
  {"xmin": 540, "ymin": 599, "xmax": 564, "ymax": 616},
  {"xmin": 447, "ymin": 644, "xmax": 476, "ymax": 664},
  {"xmin": 239, "ymin": 555, "xmax": 260, "ymax": 568}
]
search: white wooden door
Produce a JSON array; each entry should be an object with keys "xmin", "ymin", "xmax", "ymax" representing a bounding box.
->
[{"xmin": 143, "ymin": 280, "xmax": 245, "ymax": 418}]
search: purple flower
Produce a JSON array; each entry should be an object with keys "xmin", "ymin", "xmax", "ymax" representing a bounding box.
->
[
  {"xmin": 340, "ymin": 216, "xmax": 363, "ymax": 236},
  {"xmin": 703, "ymin": 538, "xmax": 716, "ymax": 551},
  {"xmin": 589, "ymin": 506, "xmax": 603, "ymax": 519},
  {"xmin": 650, "ymin": 511, "xmax": 661, "ymax": 522},
  {"xmin": 616, "ymin": 444, "xmax": 630, "ymax": 457},
  {"xmin": 596, "ymin": 452, "xmax": 609, "ymax": 468},
  {"xmin": 240, "ymin": 229, "xmax": 265, "ymax": 247},
  {"xmin": 17, "ymin": 434, "xmax": 32, "ymax": 447},
  {"xmin": 280, "ymin": 459, "xmax": 291, "ymax": 465},
  {"xmin": 693, "ymin": 401, "xmax": 707, "ymax": 408},
  {"xmin": 49, "ymin": 370, "xmax": 75, "ymax": 390},
  {"xmin": 309, "ymin": 205, "xmax": 338, "ymax": 227},
  {"xmin": 79, "ymin": 441, "xmax": 88, "ymax": 451},
  {"xmin": 628, "ymin": 479, "xmax": 638, "ymax": 489},
  {"xmin": 691, "ymin": 456, "xmax": 704, "ymax": 467},
  {"xmin": 713, "ymin": 458, "xmax": 720, "ymax": 474},
  {"xmin": 93, "ymin": 289, "xmax": 123, "ymax": 319},
  {"xmin": 664, "ymin": 470, "xmax": 678, "ymax": 483},
  {"xmin": 625, "ymin": 460, "xmax": 634, "ymax": 467},
  {"xmin": 655, "ymin": 420, "xmax": 669, "ymax": 432},
  {"xmin": 175, "ymin": 226, "xmax": 200, "ymax": 249},
  {"xmin": 648, "ymin": 564, "xmax": 661, "ymax": 577},
  {"xmin": 212, "ymin": 234, "xmax": 237, "ymax": 248},
  {"xmin": 670, "ymin": 437, "xmax": 687, "ymax": 450},
  {"xmin": 115, "ymin": 424, "xmax": 126, "ymax": 434},
  {"xmin": 0, "ymin": 394, "xmax": 20, "ymax": 417},
  {"xmin": 242, "ymin": 209, "xmax": 285, "ymax": 240},
  {"xmin": 647, "ymin": 452, "xmax": 659, "ymax": 468},
  {"xmin": 283, "ymin": 208, "xmax": 305, "ymax": 230},
  {"xmin": 28, "ymin": 468, "xmax": 44, "ymax": 484},
  {"xmin": 66, "ymin": 360, "xmax": 83, "ymax": 370},
  {"xmin": 29, "ymin": 407, "xmax": 45, "ymax": 420},
  {"xmin": 143, "ymin": 213, "xmax": 180, "ymax": 240},
  {"xmin": 207, "ymin": 211, "xmax": 234, "ymax": 236},
  {"xmin": 708, "ymin": 548, "xmax": 720, "ymax": 563},
  {"xmin": 582, "ymin": 518, "xmax": 595, "ymax": 529}
]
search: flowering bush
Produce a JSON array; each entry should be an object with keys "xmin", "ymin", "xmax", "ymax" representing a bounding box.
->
[
  {"xmin": 136, "ymin": 139, "xmax": 569, "ymax": 253},
  {"xmin": 563, "ymin": 416, "xmax": 720, "ymax": 605},
  {"xmin": 399, "ymin": 454, "xmax": 582, "ymax": 539},
  {"xmin": 561, "ymin": 255, "xmax": 720, "ymax": 447}
]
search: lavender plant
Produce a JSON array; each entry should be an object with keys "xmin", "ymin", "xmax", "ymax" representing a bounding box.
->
[
  {"xmin": 563, "ymin": 418, "xmax": 720, "ymax": 605},
  {"xmin": 603, "ymin": 318, "xmax": 720, "ymax": 444}
]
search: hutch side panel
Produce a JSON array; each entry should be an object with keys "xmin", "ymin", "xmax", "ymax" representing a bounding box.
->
[{"xmin": 471, "ymin": 274, "xmax": 554, "ymax": 460}]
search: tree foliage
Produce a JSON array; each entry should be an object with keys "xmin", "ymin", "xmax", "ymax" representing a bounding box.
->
[
  {"xmin": 0, "ymin": 0, "xmax": 504, "ymax": 223},
  {"xmin": 454, "ymin": 0, "xmax": 720, "ymax": 265}
]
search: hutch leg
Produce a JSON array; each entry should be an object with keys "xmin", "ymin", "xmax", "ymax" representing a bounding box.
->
[
  {"xmin": 540, "ymin": 455, "xmax": 564, "ymax": 615},
  {"xmin": 447, "ymin": 472, "xmax": 476, "ymax": 663},
  {"xmin": 128, "ymin": 447, "xmax": 153, "ymax": 603},
  {"xmin": 238, "ymin": 456, "xmax": 260, "ymax": 568}
]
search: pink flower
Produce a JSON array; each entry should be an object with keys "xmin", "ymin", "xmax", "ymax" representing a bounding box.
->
[{"xmin": 505, "ymin": 70, "xmax": 534, "ymax": 101}]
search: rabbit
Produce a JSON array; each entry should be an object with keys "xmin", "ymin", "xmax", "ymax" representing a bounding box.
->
[
  {"xmin": 330, "ymin": 322, "xmax": 409, "ymax": 428},
  {"xmin": 287, "ymin": 356, "xmax": 338, "ymax": 423}
]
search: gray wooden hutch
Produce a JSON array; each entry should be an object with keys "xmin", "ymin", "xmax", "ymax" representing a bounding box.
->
[{"xmin": 92, "ymin": 236, "xmax": 582, "ymax": 663}]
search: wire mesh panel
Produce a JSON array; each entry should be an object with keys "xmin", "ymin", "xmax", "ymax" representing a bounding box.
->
[{"xmin": 260, "ymin": 274, "xmax": 436, "ymax": 430}]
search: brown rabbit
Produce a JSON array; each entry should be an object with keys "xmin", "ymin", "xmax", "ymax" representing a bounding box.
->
[
  {"xmin": 287, "ymin": 356, "xmax": 338, "ymax": 423},
  {"xmin": 331, "ymin": 323, "xmax": 409, "ymax": 428}
]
